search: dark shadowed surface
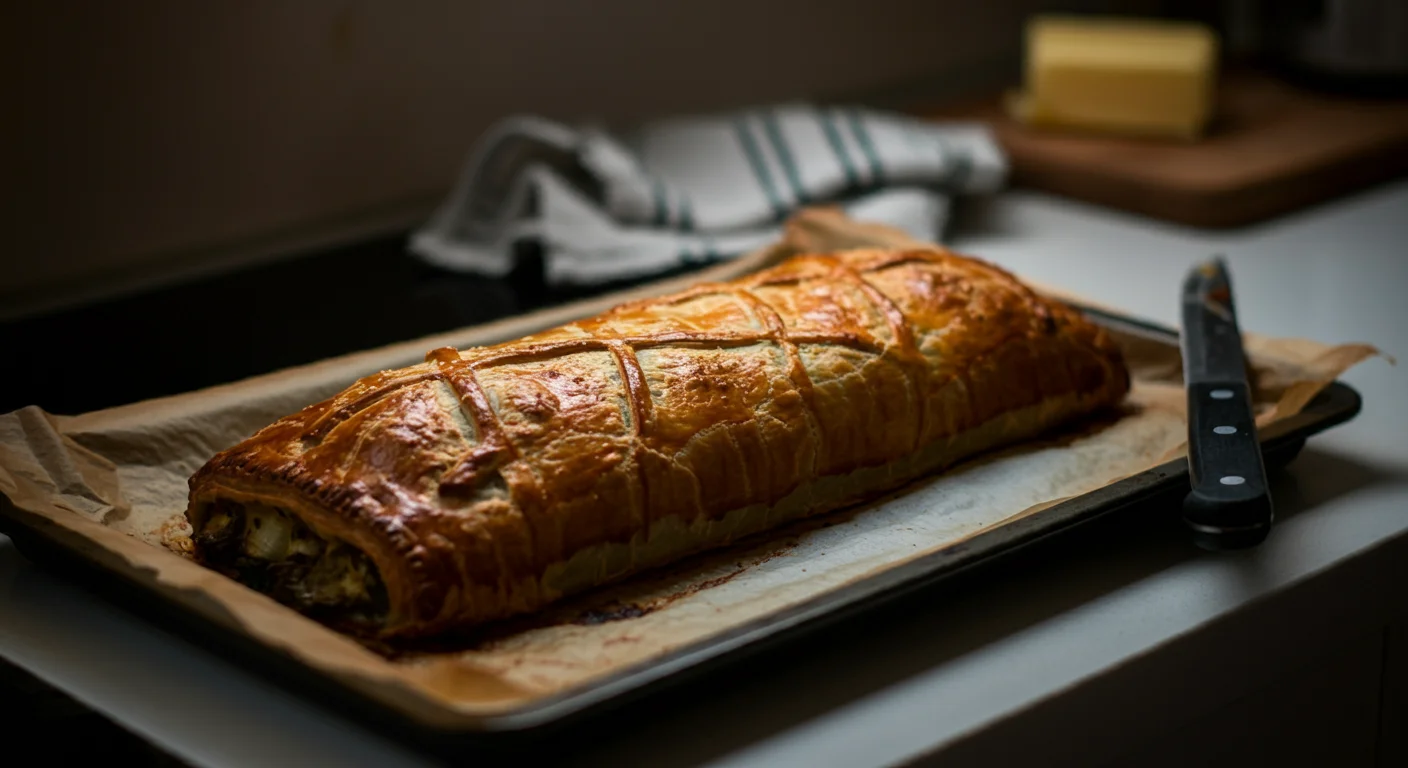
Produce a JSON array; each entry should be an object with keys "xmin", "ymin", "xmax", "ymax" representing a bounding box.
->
[{"xmin": 0, "ymin": 237, "xmax": 713, "ymax": 417}]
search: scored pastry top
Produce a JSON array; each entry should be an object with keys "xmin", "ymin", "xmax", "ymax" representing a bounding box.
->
[{"xmin": 187, "ymin": 247, "xmax": 1128, "ymax": 636}]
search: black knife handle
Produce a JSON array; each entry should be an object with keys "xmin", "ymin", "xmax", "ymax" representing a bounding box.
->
[{"xmin": 1182, "ymin": 381, "xmax": 1274, "ymax": 551}]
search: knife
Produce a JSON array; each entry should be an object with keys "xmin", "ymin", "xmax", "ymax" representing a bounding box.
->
[{"xmin": 1179, "ymin": 257, "xmax": 1274, "ymax": 551}]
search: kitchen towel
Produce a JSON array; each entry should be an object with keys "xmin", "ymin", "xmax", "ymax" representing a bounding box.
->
[{"xmin": 410, "ymin": 103, "xmax": 1007, "ymax": 285}]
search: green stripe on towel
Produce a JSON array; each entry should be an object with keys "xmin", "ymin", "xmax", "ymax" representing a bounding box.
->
[
  {"xmin": 762, "ymin": 111, "xmax": 808, "ymax": 204},
  {"xmin": 652, "ymin": 179, "xmax": 670, "ymax": 227},
  {"xmin": 926, "ymin": 132, "xmax": 972, "ymax": 190},
  {"xmin": 734, "ymin": 118, "xmax": 787, "ymax": 221},
  {"xmin": 819, "ymin": 110, "xmax": 861, "ymax": 191},
  {"xmin": 846, "ymin": 108, "xmax": 886, "ymax": 185}
]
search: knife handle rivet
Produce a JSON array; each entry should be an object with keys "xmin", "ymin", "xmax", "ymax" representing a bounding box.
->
[
  {"xmin": 1210, "ymin": 389, "xmax": 1234, "ymax": 399},
  {"xmin": 1213, "ymin": 425, "xmax": 1237, "ymax": 435},
  {"xmin": 1220, "ymin": 475, "xmax": 1247, "ymax": 486}
]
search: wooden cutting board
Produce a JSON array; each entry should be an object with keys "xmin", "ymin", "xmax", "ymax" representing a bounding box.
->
[{"xmin": 926, "ymin": 70, "xmax": 1408, "ymax": 228}]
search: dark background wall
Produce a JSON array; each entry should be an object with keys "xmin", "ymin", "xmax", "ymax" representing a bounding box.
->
[{"xmin": 1, "ymin": 0, "xmax": 1153, "ymax": 317}]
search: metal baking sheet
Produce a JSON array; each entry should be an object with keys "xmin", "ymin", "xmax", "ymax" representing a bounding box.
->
[{"xmin": 0, "ymin": 304, "xmax": 1365, "ymax": 751}]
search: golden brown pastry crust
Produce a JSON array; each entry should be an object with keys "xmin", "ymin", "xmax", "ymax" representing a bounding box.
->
[{"xmin": 187, "ymin": 248, "xmax": 1129, "ymax": 638}]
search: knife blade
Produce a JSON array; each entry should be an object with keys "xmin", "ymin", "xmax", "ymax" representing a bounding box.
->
[{"xmin": 1179, "ymin": 257, "xmax": 1274, "ymax": 551}]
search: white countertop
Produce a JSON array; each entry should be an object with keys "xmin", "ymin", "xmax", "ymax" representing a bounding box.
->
[{"xmin": 3, "ymin": 180, "xmax": 1405, "ymax": 767}]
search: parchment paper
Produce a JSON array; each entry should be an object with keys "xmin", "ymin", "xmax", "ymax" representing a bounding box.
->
[{"xmin": 0, "ymin": 210, "xmax": 1382, "ymax": 724}]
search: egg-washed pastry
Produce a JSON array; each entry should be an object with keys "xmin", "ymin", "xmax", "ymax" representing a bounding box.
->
[{"xmin": 186, "ymin": 248, "xmax": 1129, "ymax": 639}]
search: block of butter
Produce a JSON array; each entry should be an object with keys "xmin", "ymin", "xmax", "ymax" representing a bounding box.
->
[{"xmin": 1009, "ymin": 15, "xmax": 1219, "ymax": 140}]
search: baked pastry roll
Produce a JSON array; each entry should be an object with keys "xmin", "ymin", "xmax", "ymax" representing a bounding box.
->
[{"xmin": 186, "ymin": 248, "xmax": 1129, "ymax": 638}]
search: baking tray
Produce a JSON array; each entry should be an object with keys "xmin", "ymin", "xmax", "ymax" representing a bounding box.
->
[{"xmin": 0, "ymin": 304, "xmax": 1363, "ymax": 756}]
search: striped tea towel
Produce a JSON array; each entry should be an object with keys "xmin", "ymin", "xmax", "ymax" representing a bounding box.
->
[{"xmin": 409, "ymin": 103, "xmax": 1007, "ymax": 285}]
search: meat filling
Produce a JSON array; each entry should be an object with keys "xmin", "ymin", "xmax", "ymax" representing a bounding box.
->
[{"xmin": 192, "ymin": 500, "xmax": 388, "ymax": 628}]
